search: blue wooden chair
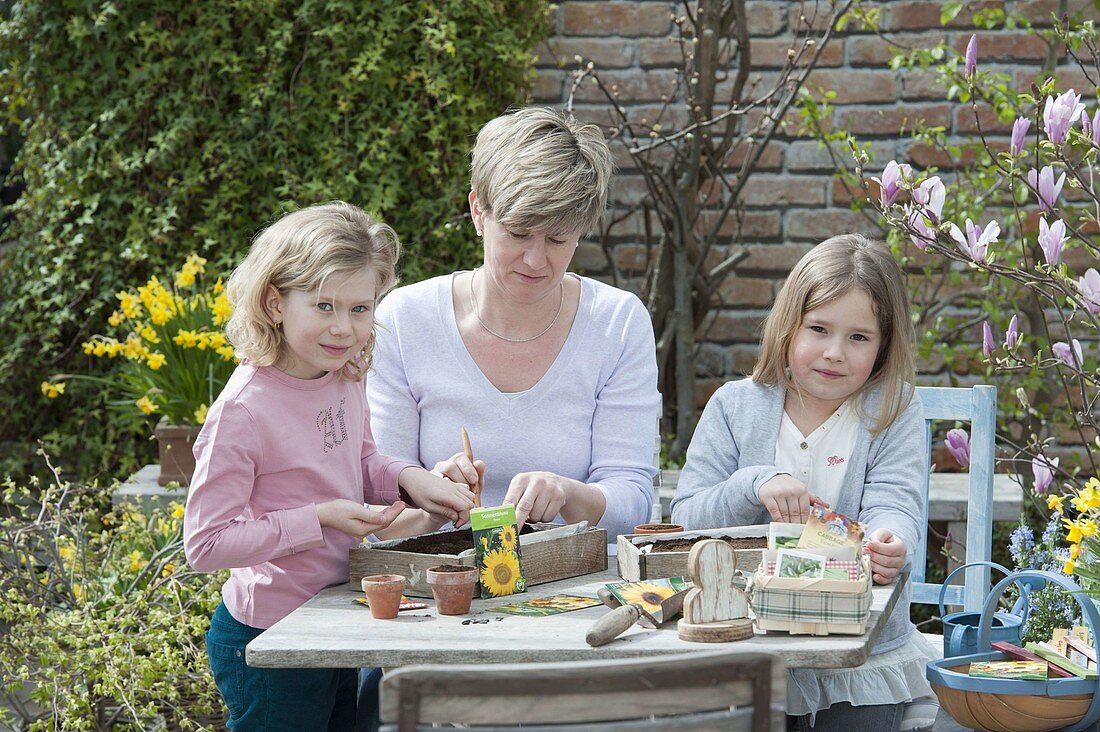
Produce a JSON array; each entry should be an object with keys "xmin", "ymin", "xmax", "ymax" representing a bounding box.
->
[{"xmin": 911, "ymin": 385, "xmax": 998, "ymax": 612}]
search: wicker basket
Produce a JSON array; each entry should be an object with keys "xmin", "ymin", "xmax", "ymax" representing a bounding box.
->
[{"xmin": 927, "ymin": 569, "xmax": 1100, "ymax": 732}]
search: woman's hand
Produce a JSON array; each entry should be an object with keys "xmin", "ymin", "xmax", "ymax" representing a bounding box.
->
[
  {"xmin": 864, "ymin": 528, "xmax": 907, "ymax": 585},
  {"xmin": 503, "ymin": 471, "xmax": 571, "ymax": 527},
  {"xmin": 316, "ymin": 500, "xmax": 406, "ymax": 539},
  {"xmin": 757, "ymin": 474, "xmax": 814, "ymax": 523},
  {"xmin": 431, "ymin": 451, "xmax": 486, "ymax": 494}
]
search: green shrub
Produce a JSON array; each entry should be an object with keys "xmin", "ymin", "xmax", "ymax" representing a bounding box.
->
[
  {"xmin": 0, "ymin": 1, "xmax": 548, "ymax": 481},
  {"xmin": 0, "ymin": 451, "xmax": 227, "ymax": 730}
]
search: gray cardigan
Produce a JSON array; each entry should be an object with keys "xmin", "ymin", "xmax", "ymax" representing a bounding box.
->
[{"xmin": 670, "ymin": 378, "xmax": 925, "ymax": 653}]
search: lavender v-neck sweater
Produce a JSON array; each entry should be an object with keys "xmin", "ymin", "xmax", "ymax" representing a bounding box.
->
[
  {"xmin": 367, "ymin": 273, "xmax": 660, "ymax": 538},
  {"xmin": 671, "ymin": 378, "xmax": 926, "ymax": 653}
]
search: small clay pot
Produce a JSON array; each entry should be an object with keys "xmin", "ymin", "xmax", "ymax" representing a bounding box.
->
[
  {"xmin": 633, "ymin": 522, "xmax": 684, "ymax": 535},
  {"xmin": 426, "ymin": 565, "xmax": 478, "ymax": 615},
  {"xmin": 360, "ymin": 574, "xmax": 405, "ymax": 619}
]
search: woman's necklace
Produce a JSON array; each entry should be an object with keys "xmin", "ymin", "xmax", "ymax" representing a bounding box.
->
[{"xmin": 469, "ymin": 268, "xmax": 565, "ymax": 343}]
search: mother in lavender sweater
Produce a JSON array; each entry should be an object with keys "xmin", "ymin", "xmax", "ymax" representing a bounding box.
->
[{"xmin": 367, "ymin": 106, "xmax": 660, "ymax": 542}]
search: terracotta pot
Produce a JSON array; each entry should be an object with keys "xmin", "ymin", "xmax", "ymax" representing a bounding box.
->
[
  {"xmin": 426, "ymin": 565, "xmax": 478, "ymax": 615},
  {"xmin": 360, "ymin": 574, "xmax": 406, "ymax": 619},
  {"xmin": 154, "ymin": 422, "xmax": 201, "ymax": 487},
  {"xmin": 633, "ymin": 522, "xmax": 684, "ymax": 535}
]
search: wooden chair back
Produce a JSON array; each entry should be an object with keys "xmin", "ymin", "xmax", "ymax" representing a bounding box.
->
[
  {"xmin": 911, "ymin": 385, "xmax": 997, "ymax": 611},
  {"xmin": 379, "ymin": 648, "xmax": 786, "ymax": 731}
]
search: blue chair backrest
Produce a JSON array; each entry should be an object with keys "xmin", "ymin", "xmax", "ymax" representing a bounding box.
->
[{"xmin": 910, "ymin": 385, "xmax": 997, "ymax": 612}]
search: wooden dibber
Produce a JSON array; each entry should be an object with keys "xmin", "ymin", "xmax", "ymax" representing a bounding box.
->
[
  {"xmin": 678, "ymin": 538, "xmax": 753, "ymax": 643},
  {"xmin": 461, "ymin": 427, "xmax": 482, "ymax": 508}
]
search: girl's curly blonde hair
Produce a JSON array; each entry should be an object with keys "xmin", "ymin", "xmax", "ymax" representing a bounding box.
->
[{"xmin": 225, "ymin": 202, "xmax": 400, "ymax": 381}]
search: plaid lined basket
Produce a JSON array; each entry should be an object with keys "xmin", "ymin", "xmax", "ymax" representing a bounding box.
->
[{"xmin": 750, "ymin": 554, "xmax": 872, "ymax": 636}]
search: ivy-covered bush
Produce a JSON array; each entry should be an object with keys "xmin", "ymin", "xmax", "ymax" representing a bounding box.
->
[
  {"xmin": 0, "ymin": 451, "xmax": 226, "ymax": 730},
  {"xmin": 0, "ymin": 1, "xmax": 548, "ymax": 481}
]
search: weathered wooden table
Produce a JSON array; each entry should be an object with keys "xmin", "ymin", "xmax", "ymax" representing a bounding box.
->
[{"xmin": 246, "ymin": 566, "xmax": 907, "ymax": 670}]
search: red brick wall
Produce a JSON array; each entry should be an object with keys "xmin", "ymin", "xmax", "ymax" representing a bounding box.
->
[{"xmin": 533, "ymin": 0, "xmax": 1096, "ymax": 412}]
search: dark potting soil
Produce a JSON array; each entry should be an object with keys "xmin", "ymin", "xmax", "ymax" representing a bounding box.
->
[
  {"xmin": 384, "ymin": 524, "xmax": 537, "ymax": 555},
  {"xmin": 430, "ymin": 564, "xmax": 473, "ymax": 573},
  {"xmin": 645, "ymin": 536, "xmax": 767, "ymax": 553}
]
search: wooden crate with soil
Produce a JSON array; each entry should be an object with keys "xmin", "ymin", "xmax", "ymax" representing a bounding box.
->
[
  {"xmin": 616, "ymin": 525, "xmax": 769, "ymax": 581},
  {"xmin": 350, "ymin": 522, "xmax": 607, "ymax": 598}
]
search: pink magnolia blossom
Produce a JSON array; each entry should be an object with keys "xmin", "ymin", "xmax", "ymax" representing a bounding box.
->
[
  {"xmin": 948, "ymin": 218, "xmax": 999, "ymax": 263},
  {"xmin": 906, "ymin": 176, "xmax": 945, "ymax": 249},
  {"xmin": 1010, "ymin": 117, "xmax": 1030, "ymax": 156},
  {"xmin": 1052, "ymin": 339, "xmax": 1083, "ymax": 368},
  {"xmin": 1005, "ymin": 314, "xmax": 1020, "ymax": 349},
  {"xmin": 982, "ymin": 321, "xmax": 995, "ymax": 357},
  {"xmin": 964, "ymin": 35, "xmax": 978, "ymax": 76},
  {"xmin": 871, "ymin": 161, "xmax": 910, "ymax": 208},
  {"xmin": 1078, "ymin": 269, "xmax": 1100, "ymax": 315},
  {"xmin": 1083, "ymin": 108, "xmax": 1100, "ymax": 146},
  {"xmin": 1032, "ymin": 454, "xmax": 1058, "ymax": 494},
  {"xmin": 1026, "ymin": 166, "xmax": 1066, "ymax": 213},
  {"xmin": 945, "ymin": 429, "xmax": 970, "ymax": 468},
  {"xmin": 1043, "ymin": 89, "xmax": 1085, "ymax": 144},
  {"xmin": 1038, "ymin": 217, "xmax": 1068, "ymax": 266}
]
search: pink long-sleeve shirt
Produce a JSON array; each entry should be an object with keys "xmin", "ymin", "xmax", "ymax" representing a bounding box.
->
[{"xmin": 184, "ymin": 362, "xmax": 412, "ymax": 628}]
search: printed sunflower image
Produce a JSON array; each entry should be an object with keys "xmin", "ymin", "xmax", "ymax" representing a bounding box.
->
[
  {"xmin": 606, "ymin": 577, "xmax": 690, "ymax": 617},
  {"xmin": 470, "ymin": 505, "xmax": 526, "ymax": 599}
]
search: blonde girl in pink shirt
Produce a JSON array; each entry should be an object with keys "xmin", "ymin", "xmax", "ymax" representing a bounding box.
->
[{"xmin": 184, "ymin": 202, "xmax": 475, "ymax": 731}]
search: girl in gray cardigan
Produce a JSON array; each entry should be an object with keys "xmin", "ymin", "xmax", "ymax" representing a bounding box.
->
[{"xmin": 671, "ymin": 234, "xmax": 937, "ymax": 731}]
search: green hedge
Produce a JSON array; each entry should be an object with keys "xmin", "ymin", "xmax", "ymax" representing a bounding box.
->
[{"xmin": 0, "ymin": 1, "xmax": 549, "ymax": 481}]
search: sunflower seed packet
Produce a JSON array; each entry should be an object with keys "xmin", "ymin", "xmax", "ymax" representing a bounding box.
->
[{"xmin": 470, "ymin": 505, "xmax": 526, "ymax": 599}]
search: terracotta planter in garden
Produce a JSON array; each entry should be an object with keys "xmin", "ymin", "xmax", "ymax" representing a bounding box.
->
[
  {"xmin": 361, "ymin": 574, "xmax": 406, "ymax": 619},
  {"xmin": 427, "ymin": 565, "xmax": 478, "ymax": 615},
  {"xmin": 154, "ymin": 422, "xmax": 202, "ymax": 487},
  {"xmin": 633, "ymin": 522, "xmax": 683, "ymax": 535}
]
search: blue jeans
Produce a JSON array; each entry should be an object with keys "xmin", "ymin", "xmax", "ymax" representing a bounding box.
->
[
  {"xmin": 206, "ymin": 601, "xmax": 358, "ymax": 731},
  {"xmin": 356, "ymin": 667, "xmax": 383, "ymax": 732},
  {"xmin": 792, "ymin": 701, "xmax": 903, "ymax": 731}
]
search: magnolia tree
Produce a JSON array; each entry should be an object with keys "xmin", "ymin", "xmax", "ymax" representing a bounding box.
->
[
  {"xmin": 833, "ymin": 16, "xmax": 1100, "ymax": 593},
  {"xmin": 565, "ymin": 0, "xmax": 852, "ymax": 459}
]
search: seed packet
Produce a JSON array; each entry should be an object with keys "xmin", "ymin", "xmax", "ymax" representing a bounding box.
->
[
  {"xmin": 967, "ymin": 660, "xmax": 1048, "ymax": 680},
  {"xmin": 767, "ymin": 522, "xmax": 804, "ymax": 550},
  {"xmin": 490, "ymin": 594, "xmax": 601, "ymax": 616},
  {"xmin": 775, "ymin": 548, "xmax": 827, "ymax": 578},
  {"xmin": 604, "ymin": 576, "xmax": 690, "ymax": 617},
  {"xmin": 796, "ymin": 506, "xmax": 863, "ymax": 561},
  {"xmin": 470, "ymin": 505, "xmax": 526, "ymax": 599}
]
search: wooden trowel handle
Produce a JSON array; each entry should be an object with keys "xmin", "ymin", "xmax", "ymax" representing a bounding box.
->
[{"xmin": 586, "ymin": 604, "xmax": 643, "ymax": 647}]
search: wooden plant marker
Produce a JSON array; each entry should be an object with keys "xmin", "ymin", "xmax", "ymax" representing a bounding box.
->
[{"xmin": 678, "ymin": 538, "xmax": 753, "ymax": 643}]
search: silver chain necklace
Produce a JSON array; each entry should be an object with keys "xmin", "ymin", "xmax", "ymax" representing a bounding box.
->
[{"xmin": 469, "ymin": 268, "xmax": 564, "ymax": 343}]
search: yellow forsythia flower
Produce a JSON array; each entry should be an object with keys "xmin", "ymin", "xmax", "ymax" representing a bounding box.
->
[
  {"xmin": 193, "ymin": 403, "xmax": 208, "ymax": 424},
  {"xmin": 58, "ymin": 545, "xmax": 75, "ymax": 561},
  {"xmin": 162, "ymin": 563, "xmax": 175, "ymax": 577},
  {"xmin": 1047, "ymin": 494, "xmax": 1065, "ymax": 513},
  {"xmin": 171, "ymin": 504, "xmax": 185, "ymax": 520},
  {"xmin": 41, "ymin": 381, "xmax": 66, "ymax": 398},
  {"xmin": 129, "ymin": 550, "xmax": 144, "ymax": 572},
  {"xmin": 146, "ymin": 352, "xmax": 167, "ymax": 370},
  {"xmin": 136, "ymin": 396, "xmax": 158, "ymax": 415},
  {"xmin": 73, "ymin": 583, "xmax": 84, "ymax": 601}
]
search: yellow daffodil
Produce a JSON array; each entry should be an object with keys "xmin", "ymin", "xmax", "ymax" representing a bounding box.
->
[
  {"xmin": 171, "ymin": 503, "xmax": 185, "ymax": 520},
  {"xmin": 213, "ymin": 277, "xmax": 224, "ymax": 294},
  {"xmin": 108, "ymin": 311, "xmax": 124, "ymax": 327},
  {"xmin": 1081, "ymin": 519, "xmax": 1098, "ymax": 537},
  {"xmin": 1070, "ymin": 543, "xmax": 1081, "ymax": 559},
  {"xmin": 118, "ymin": 292, "xmax": 142, "ymax": 319},
  {"xmin": 212, "ymin": 294, "xmax": 232, "ymax": 325},
  {"xmin": 175, "ymin": 269, "xmax": 196, "ymax": 287},
  {"xmin": 193, "ymin": 403, "xmax": 208, "ymax": 424},
  {"xmin": 149, "ymin": 306, "xmax": 171, "ymax": 326},
  {"xmin": 1078, "ymin": 483, "xmax": 1100, "ymax": 510},
  {"xmin": 1064, "ymin": 558, "xmax": 1076, "ymax": 574},
  {"xmin": 1048, "ymin": 494, "xmax": 1065, "ymax": 513},
  {"xmin": 136, "ymin": 396, "xmax": 158, "ymax": 415},
  {"xmin": 1064, "ymin": 518, "xmax": 1084, "ymax": 545},
  {"xmin": 146, "ymin": 352, "xmax": 166, "ymax": 370},
  {"xmin": 40, "ymin": 381, "xmax": 65, "ymax": 398},
  {"xmin": 139, "ymin": 325, "xmax": 159, "ymax": 343},
  {"xmin": 82, "ymin": 341, "xmax": 95, "ymax": 355}
]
